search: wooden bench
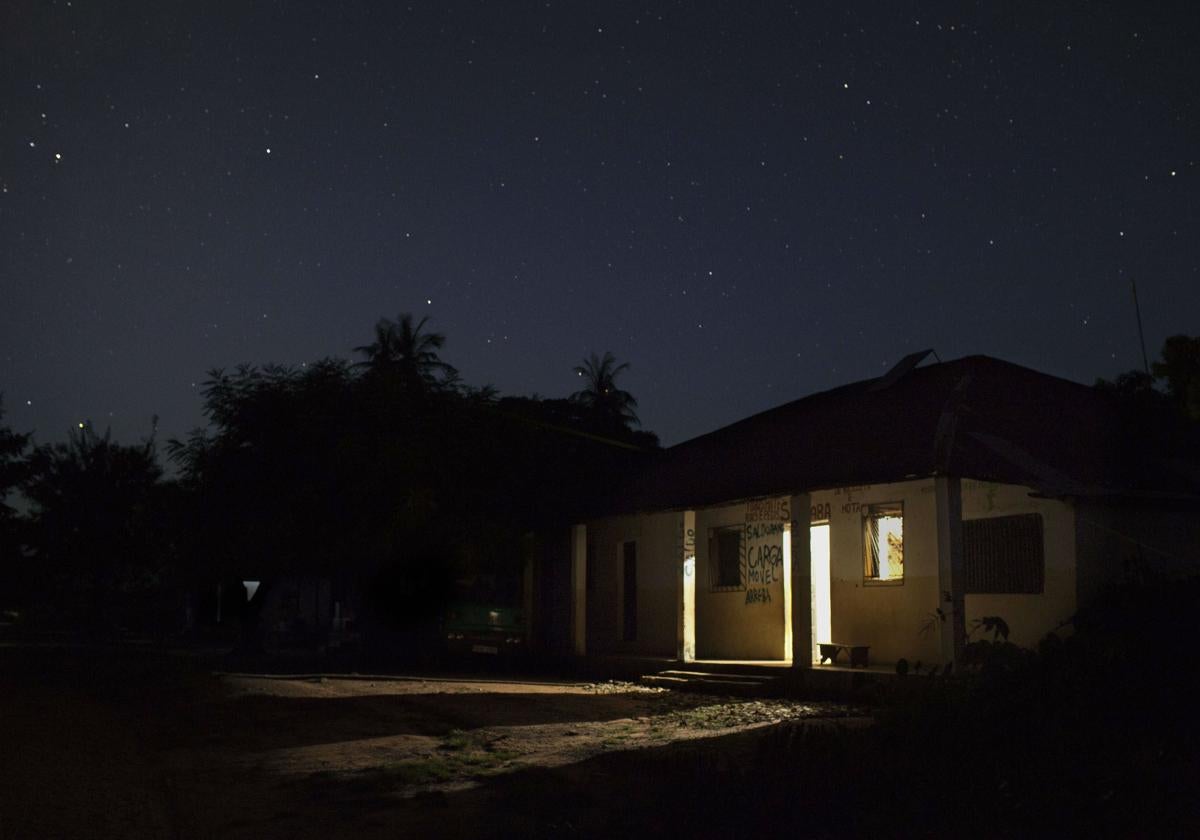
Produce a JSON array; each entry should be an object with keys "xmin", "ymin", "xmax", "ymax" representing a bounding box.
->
[{"xmin": 817, "ymin": 642, "xmax": 870, "ymax": 668}]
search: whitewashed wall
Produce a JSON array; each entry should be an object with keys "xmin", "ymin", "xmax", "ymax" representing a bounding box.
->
[
  {"xmin": 583, "ymin": 478, "xmax": 1086, "ymax": 665},
  {"xmin": 693, "ymin": 497, "xmax": 790, "ymax": 660},
  {"xmin": 961, "ymin": 480, "xmax": 1076, "ymax": 649},
  {"xmin": 585, "ymin": 511, "xmax": 682, "ymax": 656},
  {"xmin": 810, "ymin": 479, "xmax": 941, "ymax": 665}
]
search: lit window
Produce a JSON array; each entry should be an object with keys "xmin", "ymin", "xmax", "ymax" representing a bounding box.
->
[
  {"xmin": 864, "ymin": 503, "xmax": 904, "ymax": 582},
  {"xmin": 709, "ymin": 526, "xmax": 743, "ymax": 590}
]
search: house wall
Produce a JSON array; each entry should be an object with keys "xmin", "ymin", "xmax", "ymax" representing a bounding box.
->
[
  {"xmin": 960, "ymin": 480, "xmax": 1076, "ymax": 649},
  {"xmin": 585, "ymin": 511, "xmax": 682, "ymax": 656},
  {"xmin": 809, "ymin": 478, "xmax": 1078, "ymax": 665},
  {"xmin": 581, "ymin": 479, "xmax": 1090, "ymax": 665},
  {"xmin": 694, "ymin": 497, "xmax": 790, "ymax": 660},
  {"xmin": 810, "ymin": 479, "xmax": 941, "ymax": 666}
]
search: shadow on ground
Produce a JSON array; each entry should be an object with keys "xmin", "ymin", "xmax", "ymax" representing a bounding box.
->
[{"xmin": 189, "ymin": 689, "xmax": 671, "ymax": 753}]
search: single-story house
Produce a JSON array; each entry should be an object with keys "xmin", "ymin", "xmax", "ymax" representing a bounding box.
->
[{"xmin": 565, "ymin": 352, "xmax": 1200, "ymax": 668}]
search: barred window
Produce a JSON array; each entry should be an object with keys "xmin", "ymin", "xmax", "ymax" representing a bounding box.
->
[
  {"xmin": 963, "ymin": 513, "xmax": 1044, "ymax": 594},
  {"xmin": 709, "ymin": 526, "xmax": 743, "ymax": 590}
]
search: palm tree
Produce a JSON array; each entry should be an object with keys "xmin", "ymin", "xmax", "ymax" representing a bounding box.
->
[
  {"xmin": 353, "ymin": 313, "xmax": 457, "ymax": 389},
  {"xmin": 571, "ymin": 351, "xmax": 640, "ymax": 428}
]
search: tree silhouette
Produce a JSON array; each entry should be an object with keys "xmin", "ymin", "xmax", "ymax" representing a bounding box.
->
[
  {"xmin": 23, "ymin": 423, "xmax": 171, "ymax": 631},
  {"xmin": 0, "ymin": 395, "xmax": 30, "ymax": 524},
  {"xmin": 571, "ymin": 351, "xmax": 640, "ymax": 431},
  {"xmin": 161, "ymin": 319, "xmax": 662, "ymax": 651},
  {"xmin": 353, "ymin": 313, "xmax": 457, "ymax": 391},
  {"xmin": 1151, "ymin": 334, "xmax": 1200, "ymax": 421},
  {"xmin": 168, "ymin": 359, "xmax": 364, "ymax": 574},
  {"xmin": 0, "ymin": 396, "xmax": 31, "ymax": 613},
  {"xmin": 168, "ymin": 360, "xmax": 369, "ymax": 648},
  {"xmin": 1098, "ymin": 334, "xmax": 1200, "ymax": 422}
]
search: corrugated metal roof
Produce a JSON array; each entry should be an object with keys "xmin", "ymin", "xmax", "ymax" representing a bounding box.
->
[{"xmin": 609, "ymin": 355, "xmax": 1200, "ymax": 513}]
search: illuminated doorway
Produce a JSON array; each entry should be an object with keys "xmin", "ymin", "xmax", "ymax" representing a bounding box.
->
[{"xmin": 810, "ymin": 523, "xmax": 832, "ymax": 664}]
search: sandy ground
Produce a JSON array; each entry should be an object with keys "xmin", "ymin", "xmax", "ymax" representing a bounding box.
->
[
  {"xmin": 221, "ymin": 672, "xmax": 853, "ymax": 785},
  {"xmin": 0, "ymin": 648, "xmax": 866, "ymax": 839}
]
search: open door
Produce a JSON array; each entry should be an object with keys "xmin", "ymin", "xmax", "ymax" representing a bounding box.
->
[{"xmin": 810, "ymin": 523, "xmax": 831, "ymax": 664}]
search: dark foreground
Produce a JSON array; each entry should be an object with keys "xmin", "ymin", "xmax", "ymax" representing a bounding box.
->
[{"xmin": 0, "ymin": 638, "xmax": 1195, "ymax": 839}]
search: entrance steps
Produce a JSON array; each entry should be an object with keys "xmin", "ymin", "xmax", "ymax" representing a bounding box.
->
[
  {"xmin": 640, "ymin": 666, "xmax": 783, "ymax": 696},
  {"xmin": 589, "ymin": 655, "xmax": 899, "ymax": 699}
]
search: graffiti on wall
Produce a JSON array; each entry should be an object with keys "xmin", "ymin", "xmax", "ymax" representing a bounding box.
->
[
  {"xmin": 744, "ymin": 523, "xmax": 784, "ymax": 586},
  {"xmin": 744, "ymin": 586, "xmax": 772, "ymax": 605},
  {"xmin": 743, "ymin": 507, "xmax": 786, "ymax": 606},
  {"xmin": 746, "ymin": 498, "xmax": 790, "ymax": 522},
  {"xmin": 674, "ymin": 520, "xmax": 697, "ymax": 560}
]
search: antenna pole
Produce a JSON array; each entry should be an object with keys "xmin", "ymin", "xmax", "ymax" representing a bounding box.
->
[{"xmin": 1130, "ymin": 278, "xmax": 1150, "ymax": 375}]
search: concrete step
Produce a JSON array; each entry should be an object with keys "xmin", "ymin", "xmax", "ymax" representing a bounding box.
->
[
  {"xmin": 640, "ymin": 674, "xmax": 690, "ymax": 684},
  {"xmin": 640, "ymin": 669, "xmax": 781, "ymax": 696},
  {"xmin": 657, "ymin": 669, "xmax": 773, "ymax": 683}
]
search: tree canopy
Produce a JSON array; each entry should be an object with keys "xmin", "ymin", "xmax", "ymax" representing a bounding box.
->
[
  {"xmin": 21, "ymin": 423, "xmax": 173, "ymax": 631},
  {"xmin": 0, "ymin": 395, "xmax": 29, "ymax": 524},
  {"xmin": 1152, "ymin": 334, "xmax": 1200, "ymax": 421},
  {"xmin": 159, "ymin": 319, "xmax": 658, "ymax": 643},
  {"xmin": 0, "ymin": 397, "xmax": 32, "ymax": 615},
  {"xmin": 5, "ymin": 314, "xmax": 660, "ymax": 641},
  {"xmin": 1097, "ymin": 334, "xmax": 1200, "ymax": 422}
]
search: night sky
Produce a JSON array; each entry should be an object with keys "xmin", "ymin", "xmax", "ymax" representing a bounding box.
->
[{"xmin": 3, "ymin": 1, "xmax": 1197, "ymax": 449}]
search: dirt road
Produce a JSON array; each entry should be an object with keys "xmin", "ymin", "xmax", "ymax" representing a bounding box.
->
[{"xmin": 0, "ymin": 647, "xmax": 863, "ymax": 839}]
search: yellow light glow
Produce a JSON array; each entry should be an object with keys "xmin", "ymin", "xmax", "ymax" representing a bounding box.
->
[
  {"xmin": 875, "ymin": 515, "xmax": 903, "ymax": 580},
  {"xmin": 811, "ymin": 524, "xmax": 832, "ymax": 663}
]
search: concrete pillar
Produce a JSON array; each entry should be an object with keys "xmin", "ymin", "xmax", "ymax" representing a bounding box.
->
[
  {"xmin": 677, "ymin": 510, "xmax": 696, "ymax": 662},
  {"xmin": 789, "ymin": 494, "xmax": 812, "ymax": 669},
  {"xmin": 570, "ymin": 524, "xmax": 587, "ymax": 657},
  {"xmin": 935, "ymin": 476, "xmax": 966, "ymax": 666}
]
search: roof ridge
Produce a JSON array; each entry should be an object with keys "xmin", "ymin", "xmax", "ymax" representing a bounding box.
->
[{"xmin": 667, "ymin": 352, "xmax": 964, "ymax": 451}]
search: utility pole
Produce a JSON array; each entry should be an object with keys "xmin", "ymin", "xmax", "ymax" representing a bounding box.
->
[{"xmin": 1131, "ymin": 278, "xmax": 1151, "ymax": 375}]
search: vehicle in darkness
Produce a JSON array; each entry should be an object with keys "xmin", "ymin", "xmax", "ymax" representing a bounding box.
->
[{"xmin": 443, "ymin": 573, "xmax": 527, "ymax": 655}]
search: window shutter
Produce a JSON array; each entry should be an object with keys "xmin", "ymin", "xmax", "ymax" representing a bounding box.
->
[{"xmin": 963, "ymin": 514, "xmax": 1044, "ymax": 594}]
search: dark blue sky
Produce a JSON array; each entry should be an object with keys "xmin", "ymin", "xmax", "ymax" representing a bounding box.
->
[{"xmin": 3, "ymin": 1, "xmax": 1197, "ymax": 448}]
